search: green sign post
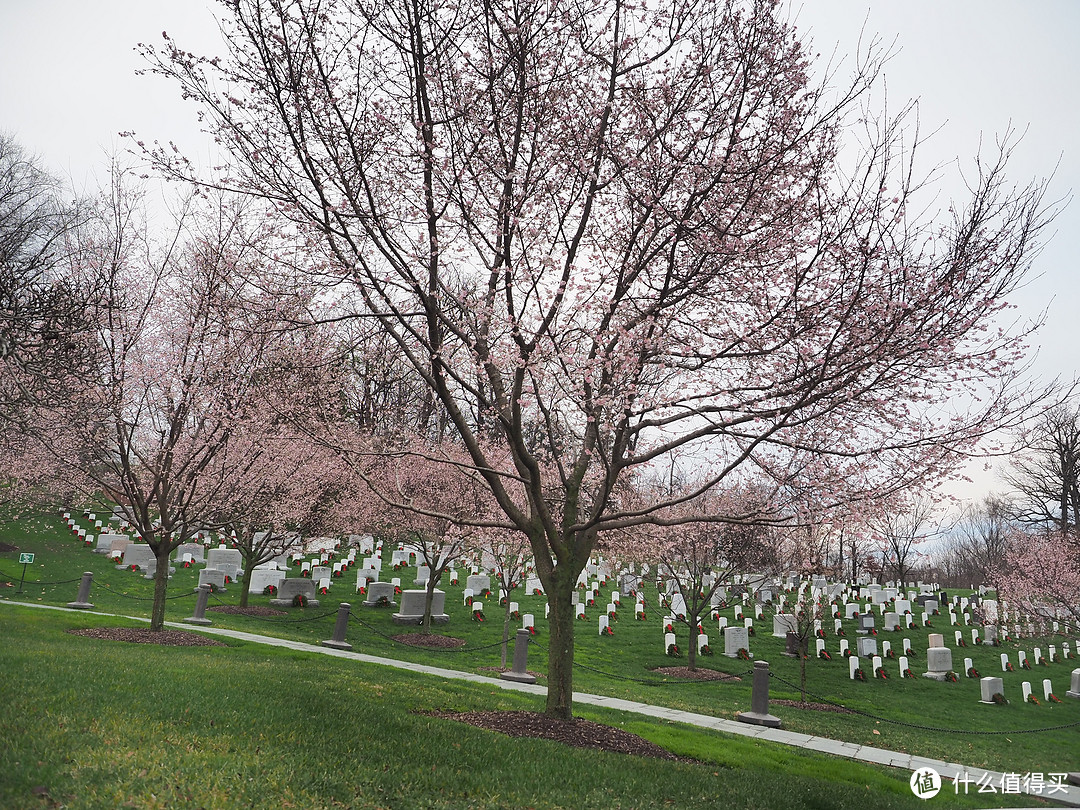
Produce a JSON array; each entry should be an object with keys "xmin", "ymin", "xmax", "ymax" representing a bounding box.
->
[{"xmin": 17, "ymin": 552, "xmax": 34, "ymax": 593}]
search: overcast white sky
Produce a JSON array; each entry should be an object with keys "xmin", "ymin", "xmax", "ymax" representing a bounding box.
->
[{"xmin": 1, "ymin": 0, "xmax": 1077, "ymax": 503}]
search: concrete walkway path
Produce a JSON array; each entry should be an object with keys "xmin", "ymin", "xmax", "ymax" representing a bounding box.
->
[{"xmin": 7, "ymin": 600, "xmax": 1079, "ymax": 807}]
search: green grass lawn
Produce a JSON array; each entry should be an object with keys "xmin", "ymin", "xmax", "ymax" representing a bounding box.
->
[{"xmin": 1, "ymin": 509, "xmax": 1077, "ymax": 809}]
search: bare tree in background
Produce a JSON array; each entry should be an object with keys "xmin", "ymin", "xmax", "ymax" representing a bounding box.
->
[{"xmin": 1005, "ymin": 403, "xmax": 1080, "ymax": 536}]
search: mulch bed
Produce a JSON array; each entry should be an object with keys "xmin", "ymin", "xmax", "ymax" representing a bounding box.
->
[
  {"xmin": 208, "ymin": 605, "xmax": 287, "ymax": 617},
  {"xmin": 392, "ymin": 633, "xmax": 467, "ymax": 648},
  {"xmin": 651, "ymin": 666, "xmax": 741, "ymax": 681},
  {"xmin": 771, "ymin": 699, "xmax": 854, "ymax": 714},
  {"xmin": 66, "ymin": 627, "xmax": 228, "ymax": 646},
  {"xmin": 0, "ymin": 542, "xmax": 19, "ymax": 552},
  {"xmin": 422, "ymin": 710, "xmax": 695, "ymax": 761}
]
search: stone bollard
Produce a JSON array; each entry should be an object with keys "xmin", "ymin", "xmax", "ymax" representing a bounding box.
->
[
  {"xmin": 500, "ymin": 629, "xmax": 537, "ymax": 684},
  {"xmin": 736, "ymin": 660, "xmax": 782, "ymax": 728},
  {"xmin": 66, "ymin": 572, "xmax": 95, "ymax": 610},
  {"xmin": 321, "ymin": 602, "xmax": 353, "ymax": 650},
  {"xmin": 183, "ymin": 584, "xmax": 213, "ymax": 626}
]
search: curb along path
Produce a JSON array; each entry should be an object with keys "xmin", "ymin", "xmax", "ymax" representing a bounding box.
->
[{"xmin": 6, "ymin": 601, "xmax": 1078, "ymax": 807}]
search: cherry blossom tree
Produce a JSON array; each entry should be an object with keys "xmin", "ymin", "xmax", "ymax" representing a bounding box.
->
[
  {"xmin": 142, "ymin": 0, "xmax": 1057, "ymax": 717},
  {"xmin": 24, "ymin": 174, "xmax": 308, "ymax": 630},
  {"xmin": 998, "ymin": 526, "xmax": 1080, "ymax": 635}
]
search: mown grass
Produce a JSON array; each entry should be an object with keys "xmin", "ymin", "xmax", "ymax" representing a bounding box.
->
[
  {"xmin": 1, "ymin": 509, "xmax": 1078, "ymax": 804},
  {"xmin": 0, "ymin": 606, "xmax": 1048, "ymax": 810}
]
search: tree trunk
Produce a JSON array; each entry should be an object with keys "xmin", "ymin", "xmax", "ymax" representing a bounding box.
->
[
  {"xmin": 686, "ymin": 615, "xmax": 699, "ymax": 671},
  {"xmin": 422, "ymin": 574, "xmax": 438, "ymax": 634},
  {"xmin": 501, "ymin": 593, "xmax": 512, "ymax": 668},
  {"xmin": 150, "ymin": 546, "xmax": 171, "ymax": 631},
  {"xmin": 545, "ymin": 568, "xmax": 576, "ymax": 720},
  {"xmin": 239, "ymin": 565, "xmax": 254, "ymax": 608},
  {"xmin": 800, "ymin": 646, "xmax": 807, "ymax": 703}
]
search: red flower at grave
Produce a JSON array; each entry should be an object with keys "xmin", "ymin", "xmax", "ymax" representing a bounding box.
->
[
  {"xmin": 577, "ymin": 612, "xmax": 588, "ymax": 621},
  {"xmin": 1027, "ymin": 694, "xmax": 1040, "ymax": 705},
  {"xmin": 736, "ymin": 648, "xmax": 750, "ymax": 661},
  {"xmin": 833, "ymin": 611, "xmax": 842, "ymax": 619},
  {"xmin": 892, "ymin": 625, "xmax": 901, "ymax": 632},
  {"xmin": 667, "ymin": 643, "xmax": 681, "ymax": 657},
  {"xmin": 112, "ymin": 556, "xmax": 122, "ymax": 564},
  {"xmin": 700, "ymin": 644, "xmax": 713, "ymax": 655},
  {"xmin": 924, "ymin": 620, "xmax": 933, "ymax": 627},
  {"xmin": 183, "ymin": 560, "xmax": 191, "ymax": 568},
  {"xmin": 967, "ymin": 667, "xmax": 979, "ymax": 678},
  {"xmin": 1005, "ymin": 662, "xmax": 1015, "ymax": 672},
  {"xmin": 991, "ymin": 692, "xmax": 1007, "ymax": 704},
  {"xmin": 394, "ymin": 586, "xmax": 402, "ymax": 595},
  {"xmin": 1021, "ymin": 659, "xmax": 1031, "ymax": 670},
  {"xmin": 526, "ymin": 625, "xmax": 536, "ymax": 635},
  {"xmin": 843, "ymin": 648, "xmax": 853, "ymax": 657},
  {"xmin": 1039, "ymin": 657, "xmax": 1048, "ymax": 667},
  {"xmin": 586, "ymin": 598, "xmax": 595, "ymax": 607},
  {"xmin": 358, "ymin": 586, "xmax": 366, "ymax": 596},
  {"xmin": 601, "ymin": 626, "xmax": 614, "ymax": 636},
  {"xmin": 608, "ymin": 611, "xmax": 618, "ymax": 621},
  {"xmin": 319, "ymin": 586, "xmax": 328, "ymax": 595},
  {"xmin": 636, "ymin": 611, "xmax": 646, "ymax": 621},
  {"xmin": 510, "ymin": 610, "xmax": 521, "ymax": 620},
  {"xmin": 957, "ymin": 638, "xmax": 966, "ymax": 647},
  {"xmin": 875, "ymin": 667, "xmax": 888, "ymax": 680},
  {"xmin": 451, "ymin": 577, "xmax": 459, "ymax": 586},
  {"xmin": 224, "ymin": 575, "xmax": 232, "ymax": 584},
  {"xmin": 903, "ymin": 668, "xmax": 915, "ymax": 679},
  {"xmin": 130, "ymin": 564, "xmax": 138, "ymax": 572},
  {"xmin": 1048, "ymin": 693, "xmax": 1062, "ymax": 703},
  {"xmin": 886, "ymin": 649, "xmax": 896, "ymax": 659},
  {"xmin": 612, "ymin": 598, "xmax": 621, "ymax": 608},
  {"xmin": 816, "ymin": 629, "xmax": 826, "ymax": 639},
  {"xmin": 853, "ymin": 668, "xmax": 866, "ymax": 681},
  {"xmin": 819, "ymin": 650, "xmax": 832, "ymax": 661},
  {"xmin": 472, "ymin": 609, "xmax": 485, "ymax": 622},
  {"xmin": 836, "ymin": 627, "xmax": 845, "ymax": 637},
  {"xmin": 264, "ymin": 584, "xmax": 277, "ymax": 595},
  {"xmin": 293, "ymin": 594, "xmax": 307, "ymax": 608},
  {"xmin": 664, "ymin": 622, "xmax": 674, "ymax": 633},
  {"xmin": 533, "ymin": 588, "xmax": 542, "ymax": 596},
  {"xmin": 944, "ymin": 671, "xmax": 958, "ymax": 683}
]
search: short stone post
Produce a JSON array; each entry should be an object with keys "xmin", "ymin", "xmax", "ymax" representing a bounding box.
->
[
  {"xmin": 321, "ymin": 602, "xmax": 353, "ymax": 650},
  {"xmin": 183, "ymin": 584, "xmax": 213, "ymax": 626},
  {"xmin": 500, "ymin": 629, "xmax": 537, "ymax": 684},
  {"xmin": 736, "ymin": 660, "xmax": 782, "ymax": 728},
  {"xmin": 66, "ymin": 572, "xmax": 95, "ymax": 610}
]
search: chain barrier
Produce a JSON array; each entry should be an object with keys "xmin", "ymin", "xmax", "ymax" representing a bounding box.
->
[
  {"xmin": 346, "ymin": 609, "xmax": 511, "ymax": 653},
  {"xmin": 526, "ymin": 635, "xmax": 743, "ymax": 686},
  {"xmin": 0, "ymin": 571, "xmax": 84, "ymax": 587},
  {"xmin": 766, "ymin": 670, "xmax": 1080, "ymax": 735},
  {"xmin": 95, "ymin": 582, "xmax": 196, "ymax": 601}
]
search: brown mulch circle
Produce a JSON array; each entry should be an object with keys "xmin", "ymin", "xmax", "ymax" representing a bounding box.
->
[
  {"xmin": 771, "ymin": 698, "xmax": 854, "ymax": 714},
  {"xmin": 392, "ymin": 633, "xmax": 467, "ymax": 648},
  {"xmin": 67, "ymin": 627, "xmax": 227, "ymax": 646},
  {"xmin": 651, "ymin": 666, "xmax": 741, "ymax": 681},
  {"xmin": 208, "ymin": 605, "xmax": 287, "ymax": 617},
  {"xmin": 477, "ymin": 665, "xmax": 545, "ymax": 679},
  {"xmin": 0, "ymin": 542, "xmax": 19, "ymax": 552},
  {"xmin": 423, "ymin": 710, "xmax": 695, "ymax": 762}
]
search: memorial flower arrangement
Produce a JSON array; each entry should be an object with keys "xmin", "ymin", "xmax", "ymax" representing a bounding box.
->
[
  {"xmin": 956, "ymin": 637, "xmax": 966, "ymax": 647},
  {"xmin": 608, "ymin": 610, "xmax": 618, "ymax": 621},
  {"xmin": 636, "ymin": 609, "xmax": 646, "ymax": 620},
  {"xmin": 1026, "ymin": 693, "xmax": 1040, "ymax": 705},
  {"xmin": 816, "ymin": 628, "xmax": 826, "ymax": 639},
  {"xmin": 842, "ymin": 647, "xmax": 853, "ymax": 657},
  {"xmin": 944, "ymin": 671, "xmax": 959, "ymax": 683},
  {"xmin": 736, "ymin": 647, "xmax": 750, "ymax": 661},
  {"xmin": 991, "ymin": 692, "xmax": 1007, "ymax": 705},
  {"xmin": 885, "ymin": 648, "xmax": 896, "ymax": 658},
  {"xmin": 374, "ymin": 595, "xmax": 391, "ymax": 608},
  {"xmin": 450, "ymin": 575, "xmax": 459, "ymax": 586},
  {"xmin": 818, "ymin": 649, "xmax": 832, "ymax": 660},
  {"xmin": 293, "ymin": 593, "xmax": 308, "ymax": 608},
  {"xmin": 836, "ymin": 626, "xmax": 845, "ymax": 637},
  {"xmin": 1047, "ymin": 692, "xmax": 1062, "ymax": 703},
  {"xmin": 472, "ymin": 607, "xmax": 485, "ymax": 622},
  {"xmin": 972, "ymin": 634, "xmax": 981, "ymax": 645},
  {"xmin": 853, "ymin": 667, "xmax": 866, "ymax": 681},
  {"xmin": 892, "ymin": 624, "xmax": 901, "ymax": 632},
  {"xmin": 263, "ymin": 584, "xmax": 277, "ymax": 596},
  {"xmin": 601, "ymin": 624, "xmax": 614, "ymax": 636},
  {"xmin": 112, "ymin": 555, "xmax": 122, "ymax": 564},
  {"xmin": 612, "ymin": 597, "xmax": 620, "ymax": 608},
  {"xmin": 1005, "ymin": 661, "xmax": 1015, "ymax": 672},
  {"xmin": 667, "ymin": 643, "xmax": 681, "ymax": 657},
  {"xmin": 664, "ymin": 621, "xmax": 674, "ymax": 633},
  {"xmin": 129, "ymin": 564, "xmax": 139, "ymax": 572},
  {"xmin": 967, "ymin": 666, "xmax": 980, "ymax": 678},
  {"xmin": 874, "ymin": 666, "xmax": 888, "ymax": 680},
  {"xmin": 525, "ymin": 624, "xmax": 536, "ymax": 635},
  {"xmin": 224, "ymin": 575, "xmax": 233, "ymax": 584},
  {"xmin": 319, "ymin": 584, "xmax": 329, "ymax": 595},
  {"xmin": 510, "ymin": 608, "xmax": 521, "ymax": 619},
  {"xmin": 586, "ymin": 597, "xmax": 596, "ymax": 607},
  {"xmin": 357, "ymin": 586, "xmax": 366, "ymax": 596},
  {"xmin": 1021, "ymin": 658, "xmax": 1032, "ymax": 670},
  {"xmin": 746, "ymin": 626, "xmax": 755, "ymax": 637},
  {"xmin": 902, "ymin": 668, "xmax": 915, "ymax": 679},
  {"xmin": 1039, "ymin": 656, "xmax": 1048, "ymax": 667},
  {"xmin": 699, "ymin": 643, "xmax": 713, "ymax": 655},
  {"xmin": 533, "ymin": 587, "xmax": 542, "ymax": 596}
]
